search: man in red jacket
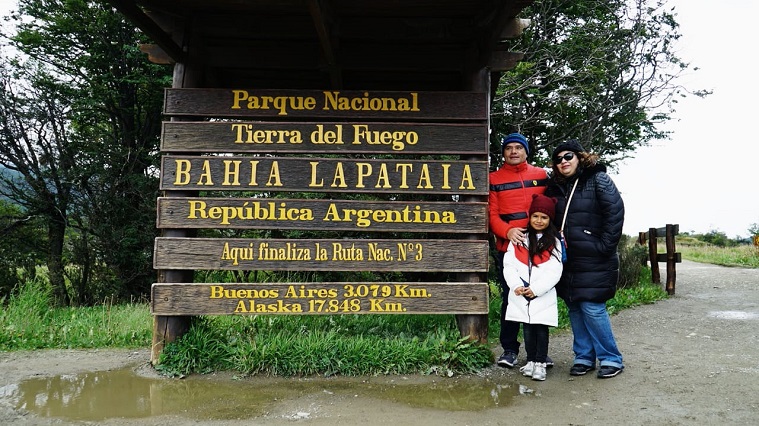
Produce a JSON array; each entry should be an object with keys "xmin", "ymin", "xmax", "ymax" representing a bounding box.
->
[{"xmin": 489, "ymin": 132, "xmax": 552, "ymax": 368}]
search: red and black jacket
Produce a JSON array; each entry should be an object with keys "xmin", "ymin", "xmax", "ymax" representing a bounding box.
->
[{"xmin": 488, "ymin": 162, "xmax": 548, "ymax": 252}]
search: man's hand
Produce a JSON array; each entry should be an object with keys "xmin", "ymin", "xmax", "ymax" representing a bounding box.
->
[{"xmin": 506, "ymin": 227, "xmax": 527, "ymax": 245}]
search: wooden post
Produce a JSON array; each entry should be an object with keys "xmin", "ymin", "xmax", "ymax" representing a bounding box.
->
[
  {"xmin": 638, "ymin": 231, "xmax": 648, "ymax": 266},
  {"xmin": 151, "ymin": 30, "xmax": 201, "ymax": 364},
  {"xmin": 648, "ymin": 227, "xmax": 660, "ymax": 284},
  {"xmin": 454, "ymin": 67, "xmax": 489, "ymax": 344},
  {"xmin": 665, "ymin": 224, "xmax": 677, "ymax": 295}
]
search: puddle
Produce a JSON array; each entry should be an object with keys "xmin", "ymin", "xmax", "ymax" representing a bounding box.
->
[{"xmin": 0, "ymin": 367, "xmax": 523, "ymax": 422}]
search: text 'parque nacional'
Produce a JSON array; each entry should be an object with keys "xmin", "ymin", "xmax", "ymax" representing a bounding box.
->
[{"xmin": 230, "ymin": 90, "xmax": 419, "ymax": 116}]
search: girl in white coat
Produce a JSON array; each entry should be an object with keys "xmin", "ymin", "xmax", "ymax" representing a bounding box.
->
[{"xmin": 503, "ymin": 194, "xmax": 563, "ymax": 381}]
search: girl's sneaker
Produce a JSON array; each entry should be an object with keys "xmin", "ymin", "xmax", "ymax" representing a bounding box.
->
[
  {"xmin": 519, "ymin": 361, "xmax": 535, "ymax": 377},
  {"xmin": 532, "ymin": 362, "xmax": 547, "ymax": 381}
]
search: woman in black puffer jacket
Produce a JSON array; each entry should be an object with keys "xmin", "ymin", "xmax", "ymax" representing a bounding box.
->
[{"xmin": 545, "ymin": 140, "xmax": 625, "ymax": 379}]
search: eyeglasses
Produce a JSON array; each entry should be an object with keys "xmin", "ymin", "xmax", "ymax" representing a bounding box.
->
[{"xmin": 556, "ymin": 152, "xmax": 575, "ymax": 163}]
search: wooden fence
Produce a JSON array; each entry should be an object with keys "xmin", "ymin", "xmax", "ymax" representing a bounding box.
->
[{"xmin": 637, "ymin": 224, "xmax": 681, "ymax": 295}]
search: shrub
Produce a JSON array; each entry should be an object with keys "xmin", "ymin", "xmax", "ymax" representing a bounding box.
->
[{"xmin": 618, "ymin": 235, "xmax": 647, "ymax": 289}]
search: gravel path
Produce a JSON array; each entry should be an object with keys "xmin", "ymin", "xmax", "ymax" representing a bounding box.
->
[{"xmin": 1, "ymin": 260, "xmax": 757, "ymax": 425}]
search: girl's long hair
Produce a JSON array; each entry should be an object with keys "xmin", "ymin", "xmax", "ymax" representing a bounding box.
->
[{"xmin": 527, "ymin": 220, "xmax": 561, "ymax": 263}]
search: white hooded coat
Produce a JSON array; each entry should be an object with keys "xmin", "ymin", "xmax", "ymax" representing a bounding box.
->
[{"xmin": 503, "ymin": 237, "xmax": 563, "ymax": 326}]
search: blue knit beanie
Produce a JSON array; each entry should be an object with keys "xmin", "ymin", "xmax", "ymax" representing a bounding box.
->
[{"xmin": 501, "ymin": 133, "xmax": 529, "ymax": 155}]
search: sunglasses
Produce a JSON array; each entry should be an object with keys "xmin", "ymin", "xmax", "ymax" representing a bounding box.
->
[{"xmin": 556, "ymin": 152, "xmax": 575, "ymax": 163}]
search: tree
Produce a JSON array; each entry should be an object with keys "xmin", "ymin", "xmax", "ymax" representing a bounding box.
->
[
  {"xmin": 3, "ymin": 0, "xmax": 171, "ymax": 303},
  {"xmin": 492, "ymin": 0, "xmax": 709, "ymax": 168},
  {"xmin": 0, "ymin": 58, "xmax": 76, "ymax": 305},
  {"xmin": 0, "ymin": 198, "xmax": 46, "ymax": 297}
]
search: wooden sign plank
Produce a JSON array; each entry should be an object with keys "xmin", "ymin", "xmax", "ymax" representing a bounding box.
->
[
  {"xmin": 160, "ymin": 121, "xmax": 488, "ymax": 154},
  {"xmin": 159, "ymin": 155, "xmax": 488, "ymax": 195},
  {"xmin": 153, "ymin": 238, "xmax": 489, "ymax": 272},
  {"xmin": 151, "ymin": 282, "xmax": 490, "ymax": 315},
  {"xmin": 163, "ymin": 88, "xmax": 487, "ymax": 120},
  {"xmin": 156, "ymin": 197, "xmax": 487, "ymax": 233}
]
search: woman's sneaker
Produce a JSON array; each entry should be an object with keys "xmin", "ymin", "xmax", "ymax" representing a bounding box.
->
[
  {"xmin": 569, "ymin": 364, "xmax": 596, "ymax": 376},
  {"xmin": 519, "ymin": 361, "xmax": 535, "ymax": 377},
  {"xmin": 531, "ymin": 362, "xmax": 547, "ymax": 381},
  {"xmin": 597, "ymin": 365, "xmax": 624, "ymax": 378}
]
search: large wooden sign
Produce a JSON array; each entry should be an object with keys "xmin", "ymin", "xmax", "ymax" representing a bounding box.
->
[
  {"xmin": 154, "ymin": 88, "xmax": 490, "ymax": 321},
  {"xmin": 151, "ymin": 282, "xmax": 489, "ymax": 315},
  {"xmin": 154, "ymin": 238, "xmax": 489, "ymax": 272},
  {"xmin": 159, "ymin": 155, "xmax": 488, "ymax": 194},
  {"xmin": 160, "ymin": 121, "xmax": 488, "ymax": 154},
  {"xmin": 163, "ymin": 89, "xmax": 487, "ymax": 120},
  {"xmin": 157, "ymin": 197, "xmax": 487, "ymax": 233}
]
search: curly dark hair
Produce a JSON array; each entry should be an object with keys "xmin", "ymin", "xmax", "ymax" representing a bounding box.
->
[{"xmin": 549, "ymin": 151, "xmax": 600, "ymax": 184}]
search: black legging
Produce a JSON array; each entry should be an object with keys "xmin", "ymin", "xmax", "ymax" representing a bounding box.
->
[{"xmin": 522, "ymin": 323, "xmax": 549, "ymax": 363}]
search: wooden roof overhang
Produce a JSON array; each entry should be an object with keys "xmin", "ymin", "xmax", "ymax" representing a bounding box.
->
[{"xmin": 108, "ymin": 0, "xmax": 533, "ymax": 91}]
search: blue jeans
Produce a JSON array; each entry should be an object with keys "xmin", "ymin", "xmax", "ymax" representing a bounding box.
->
[{"xmin": 566, "ymin": 300, "xmax": 623, "ymax": 368}]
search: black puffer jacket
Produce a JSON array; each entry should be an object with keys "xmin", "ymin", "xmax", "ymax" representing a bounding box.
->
[{"xmin": 545, "ymin": 163, "xmax": 625, "ymax": 303}]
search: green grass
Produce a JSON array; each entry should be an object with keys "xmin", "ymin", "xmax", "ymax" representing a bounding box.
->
[
  {"xmin": 0, "ymin": 279, "xmax": 151, "ymax": 350},
  {"xmin": 155, "ymin": 313, "xmax": 492, "ymax": 377},
  {"xmin": 676, "ymin": 243, "xmax": 759, "ymax": 268},
  {"xmin": 1, "ymin": 268, "xmax": 668, "ymax": 377}
]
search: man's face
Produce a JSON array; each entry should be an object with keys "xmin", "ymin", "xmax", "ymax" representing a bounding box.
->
[{"xmin": 503, "ymin": 142, "xmax": 527, "ymax": 166}]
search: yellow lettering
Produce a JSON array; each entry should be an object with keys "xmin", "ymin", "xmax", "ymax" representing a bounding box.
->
[
  {"xmin": 173, "ymin": 159, "xmax": 192, "ymax": 185},
  {"xmin": 355, "ymin": 163, "xmax": 371, "ymax": 188},
  {"xmin": 247, "ymin": 160, "xmax": 259, "ymax": 186},
  {"xmin": 459, "ymin": 164, "xmax": 475, "ymax": 190},
  {"xmin": 331, "ymin": 162, "xmax": 347, "ymax": 188},
  {"xmin": 197, "ymin": 160, "xmax": 213, "ymax": 186},
  {"xmin": 395, "ymin": 163, "xmax": 413, "ymax": 189},
  {"xmin": 309, "ymin": 161, "xmax": 324, "ymax": 187},
  {"xmin": 222, "ymin": 160, "xmax": 241, "ymax": 186},
  {"xmin": 416, "ymin": 164, "xmax": 432, "ymax": 189},
  {"xmin": 441, "ymin": 164, "xmax": 451, "ymax": 189},
  {"xmin": 375, "ymin": 163, "xmax": 391, "ymax": 188},
  {"xmin": 231, "ymin": 90, "xmax": 248, "ymax": 109},
  {"xmin": 266, "ymin": 161, "xmax": 282, "ymax": 186}
]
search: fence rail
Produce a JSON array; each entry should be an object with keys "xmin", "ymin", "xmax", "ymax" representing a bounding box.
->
[{"xmin": 637, "ymin": 224, "xmax": 681, "ymax": 295}]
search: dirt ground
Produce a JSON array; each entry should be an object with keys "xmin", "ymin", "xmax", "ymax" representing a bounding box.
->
[{"xmin": 1, "ymin": 260, "xmax": 758, "ymax": 425}]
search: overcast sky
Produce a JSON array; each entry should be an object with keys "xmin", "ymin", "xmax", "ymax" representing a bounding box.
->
[
  {"xmin": 2, "ymin": 0, "xmax": 756, "ymax": 238},
  {"xmin": 610, "ymin": 0, "xmax": 758, "ymax": 238}
]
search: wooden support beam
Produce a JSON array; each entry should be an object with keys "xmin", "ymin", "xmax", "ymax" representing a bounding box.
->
[
  {"xmin": 307, "ymin": 0, "xmax": 343, "ymax": 89},
  {"xmin": 105, "ymin": 0, "xmax": 184, "ymax": 62},
  {"xmin": 500, "ymin": 18, "xmax": 531, "ymax": 39},
  {"xmin": 139, "ymin": 44, "xmax": 174, "ymax": 65},
  {"xmin": 488, "ymin": 51, "xmax": 524, "ymax": 72},
  {"xmin": 455, "ymin": 67, "xmax": 490, "ymax": 345}
]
